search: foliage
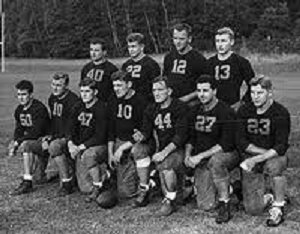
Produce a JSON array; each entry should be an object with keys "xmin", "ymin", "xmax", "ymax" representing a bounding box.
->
[{"xmin": 3, "ymin": 0, "xmax": 300, "ymax": 58}]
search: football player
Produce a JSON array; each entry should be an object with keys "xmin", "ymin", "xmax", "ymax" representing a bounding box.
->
[
  {"xmin": 163, "ymin": 23, "xmax": 207, "ymax": 105},
  {"xmin": 67, "ymin": 78, "xmax": 110, "ymax": 202},
  {"xmin": 9, "ymin": 80, "xmax": 50, "ymax": 195},
  {"xmin": 43, "ymin": 73, "xmax": 80, "ymax": 196},
  {"xmin": 237, "ymin": 75, "xmax": 291, "ymax": 227},
  {"xmin": 81, "ymin": 37, "xmax": 118, "ymax": 102},
  {"xmin": 185, "ymin": 74, "xmax": 239, "ymax": 224},
  {"xmin": 133, "ymin": 76, "xmax": 190, "ymax": 216},
  {"xmin": 107, "ymin": 70, "xmax": 152, "ymax": 205},
  {"xmin": 122, "ymin": 33, "xmax": 161, "ymax": 102},
  {"xmin": 206, "ymin": 27, "xmax": 255, "ymax": 111}
]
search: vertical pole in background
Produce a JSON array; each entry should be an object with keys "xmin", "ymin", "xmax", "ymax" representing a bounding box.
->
[{"xmin": 0, "ymin": 0, "xmax": 4, "ymax": 72}]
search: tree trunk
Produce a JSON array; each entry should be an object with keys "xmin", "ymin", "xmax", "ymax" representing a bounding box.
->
[{"xmin": 144, "ymin": 10, "xmax": 159, "ymax": 53}]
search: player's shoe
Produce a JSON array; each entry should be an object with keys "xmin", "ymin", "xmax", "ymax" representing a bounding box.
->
[
  {"xmin": 85, "ymin": 179, "xmax": 110, "ymax": 203},
  {"xmin": 216, "ymin": 200, "xmax": 232, "ymax": 224},
  {"xmin": 35, "ymin": 174, "xmax": 48, "ymax": 185},
  {"xmin": 56, "ymin": 180, "xmax": 74, "ymax": 197},
  {"xmin": 159, "ymin": 198, "xmax": 175, "ymax": 216},
  {"xmin": 133, "ymin": 186, "xmax": 150, "ymax": 208},
  {"xmin": 266, "ymin": 205, "xmax": 285, "ymax": 227},
  {"xmin": 10, "ymin": 180, "xmax": 33, "ymax": 196}
]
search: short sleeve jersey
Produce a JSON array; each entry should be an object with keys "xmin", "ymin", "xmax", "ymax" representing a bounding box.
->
[
  {"xmin": 69, "ymin": 99, "xmax": 107, "ymax": 147},
  {"xmin": 206, "ymin": 53, "xmax": 255, "ymax": 105},
  {"xmin": 14, "ymin": 99, "xmax": 50, "ymax": 144},
  {"xmin": 81, "ymin": 60, "xmax": 118, "ymax": 102},
  {"xmin": 121, "ymin": 55, "xmax": 161, "ymax": 101},
  {"xmin": 189, "ymin": 101, "xmax": 236, "ymax": 154},
  {"xmin": 163, "ymin": 49, "xmax": 207, "ymax": 98},
  {"xmin": 141, "ymin": 99, "xmax": 189, "ymax": 151},
  {"xmin": 236, "ymin": 101, "xmax": 290, "ymax": 156},
  {"xmin": 108, "ymin": 92, "xmax": 147, "ymax": 143},
  {"xmin": 48, "ymin": 90, "xmax": 80, "ymax": 139}
]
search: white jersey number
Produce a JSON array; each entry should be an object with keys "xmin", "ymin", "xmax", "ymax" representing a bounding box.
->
[
  {"xmin": 87, "ymin": 69, "xmax": 104, "ymax": 82},
  {"xmin": 78, "ymin": 112, "xmax": 93, "ymax": 127},
  {"xmin": 247, "ymin": 118, "xmax": 271, "ymax": 135},
  {"xmin": 172, "ymin": 59, "xmax": 187, "ymax": 74},
  {"xmin": 127, "ymin": 65, "xmax": 141, "ymax": 78},
  {"xmin": 215, "ymin": 65, "xmax": 231, "ymax": 80},
  {"xmin": 53, "ymin": 102, "xmax": 63, "ymax": 117},
  {"xmin": 117, "ymin": 104, "xmax": 133, "ymax": 120},
  {"xmin": 195, "ymin": 115, "xmax": 216, "ymax": 132},
  {"xmin": 20, "ymin": 114, "xmax": 33, "ymax": 127},
  {"xmin": 155, "ymin": 113, "xmax": 172, "ymax": 130}
]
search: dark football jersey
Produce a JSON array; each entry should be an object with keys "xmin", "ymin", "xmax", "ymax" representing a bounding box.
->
[
  {"xmin": 163, "ymin": 49, "xmax": 207, "ymax": 98},
  {"xmin": 206, "ymin": 53, "xmax": 255, "ymax": 105},
  {"xmin": 14, "ymin": 99, "xmax": 50, "ymax": 144},
  {"xmin": 121, "ymin": 55, "xmax": 161, "ymax": 101},
  {"xmin": 69, "ymin": 99, "xmax": 107, "ymax": 147},
  {"xmin": 189, "ymin": 101, "xmax": 236, "ymax": 154},
  {"xmin": 141, "ymin": 99, "xmax": 189, "ymax": 151},
  {"xmin": 48, "ymin": 90, "xmax": 80, "ymax": 139},
  {"xmin": 81, "ymin": 60, "xmax": 118, "ymax": 102},
  {"xmin": 108, "ymin": 92, "xmax": 147, "ymax": 142},
  {"xmin": 236, "ymin": 101, "xmax": 290, "ymax": 156}
]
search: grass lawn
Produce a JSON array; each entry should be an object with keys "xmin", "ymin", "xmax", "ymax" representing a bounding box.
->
[{"xmin": 1, "ymin": 55, "xmax": 300, "ymax": 233}]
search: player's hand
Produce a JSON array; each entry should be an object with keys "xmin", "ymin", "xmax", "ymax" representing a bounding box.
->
[
  {"xmin": 114, "ymin": 147, "xmax": 124, "ymax": 164},
  {"xmin": 42, "ymin": 140, "xmax": 49, "ymax": 151},
  {"xmin": 8, "ymin": 140, "xmax": 18, "ymax": 157},
  {"xmin": 185, "ymin": 155, "xmax": 198, "ymax": 168},
  {"xmin": 68, "ymin": 143, "xmax": 81, "ymax": 160},
  {"xmin": 231, "ymin": 101, "xmax": 243, "ymax": 112},
  {"xmin": 132, "ymin": 129, "xmax": 144, "ymax": 143},
  {"xmin": 240, "ymin": 158, "xmax": 257, "ymax": 172},
  {"xmin": 152, "ymin": 151, "xmax": 167, "ymax": 163},
  {"xmin": 108, "ymin": 152, "xmax": 116, "ymax": 169}
]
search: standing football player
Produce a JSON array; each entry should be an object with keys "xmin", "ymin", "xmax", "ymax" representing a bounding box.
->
[
  {"xmin": 185, "ymin": 75, "xmax": 239, "ymax": 224},
  {"xmin": 9, "ymin": 80, "xmax": 50, "ymax": 195},
  {"xmin": 107, "ymin": 70, "xmax": 153, "ymax": 205},
  {"xmin": 206, "ymin": 27, "xmax": 255, "ymax": 111},
  {"xmin": 133, "ymin": 76, "xmax": 190, "ymax": 216},
  {"xmin": 122, "ymin": 33, "xmax": 161, "ymax": 102},
  {"xmin": 67, "ymin": 78, "xmax": 110, "ymax": 203},
  {"xmin": 237, "ymin": 75, "xmax": 290, "ymax": 227},
  {"xmin": 44, "ymin": 73, "xmax": 80, "ymax": 196},
  {"xmin": 81, "ymin": 38, "xmax": 118, "ymax": 102},
  {"xmin": 163, "ymin": 23, "xmax": 207, "ymax": 105}
]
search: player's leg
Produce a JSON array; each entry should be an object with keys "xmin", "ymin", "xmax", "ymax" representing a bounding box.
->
[
  {"xmin": 264, "ymin": 156, "xmax": 288, "ymax": 227},
  {"xmin": 207, "ymin": 151, "xmax": 240, "ymax": 223},
  {"xmin": 49, "ymin": 138, "xmax": 74, "ymax": 196},
  {"xmin": 131, "ymin": 142, "xmax": 152, "ymax": 207},
  {"xmin": 82, "ymin": 145, "xmax": 110, "ymax": 202},
  {"xmin": 156, "ymin": 150, "xmax": 184, "ymax": 216},
  {"xmin": 10, "ymin": 140, "xmax": 42, "ymax": 195}
]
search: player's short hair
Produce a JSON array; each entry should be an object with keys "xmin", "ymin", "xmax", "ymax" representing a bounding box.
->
[
  {"xmin": 15, "ymin": 80, "xmax": 34, "ymax": 94},
  {"xmin": 196, "ymin": 74, "xmax": 217, "ymax": 90},
  {"xmin": 152, "ymin": 75, "xmax": 171, "ymax": 88},
  {"xmin": 52, "ymin": 72, "xmax": 70, "ymax": 85},
  {"xmin": 111, "ymin": 70, "xmax": 132, "ymax": 83},
  {"xmin": 90, "ymin": 37, "xmax": 107, "ymax": 51},
  {"xmin": 172, "ymin": 23, "xmax": 192, "ymax": 37},
  {"xmin": 126, "ymin": 33, "xmax": 145, "ymax": 45},
  {"xmin": 249, "ymin": 75, "xmax": 272, "ymax": 90},
  {"xmin": 79, "ymin": 77, "xmax": 97, "ymax": 90},
  {"xmin": 216, "ymin": 27, "xmax": 235, "ymax": 40}
]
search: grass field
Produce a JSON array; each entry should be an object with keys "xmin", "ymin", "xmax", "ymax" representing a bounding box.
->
[{"xmin": 1, "ymin": 55, "xmax": 300, "ymax": 233}]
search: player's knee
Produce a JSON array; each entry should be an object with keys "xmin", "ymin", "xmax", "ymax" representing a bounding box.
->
[
  {"xmin": 131, "ymin": 143, "xmax": 149, "ymax": 161},
  {"xmin": 48, "ymin": 140, "xmax": 64, "ymax": 158},
  {"xmin": 81, "ymin": 148, "xmax": 98, "ymax": 169},
  {"xmin": 21, "ymin": 140, "xmax": 35, "ymax": 153},
  {"xmin": 264, "ymin": 157, "xmax": 287, "ymax": 177}
]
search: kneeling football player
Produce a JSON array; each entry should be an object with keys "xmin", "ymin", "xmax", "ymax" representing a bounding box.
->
[
  {"xmin": 185, "ymin": 75, "xmax": 239, "ymax": 224},
  {"xmin": 134, "ymin": 76, "xmax": 190, "ymax": 216},
  {"xmin": 236, "ymin": 75, "xmax": 291, "ymax": 227},
  {"xmin": 67, "ymin": 78, "xmax": 110, "ymax": 203},
  {"xmin": 9, "ymin": 80, "xmax": 50, "ymax": 195}
]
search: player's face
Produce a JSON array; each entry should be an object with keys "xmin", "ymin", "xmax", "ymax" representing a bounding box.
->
[
  {"xmin": 17, "ymin": 89, "xmax": 32, "ymax": 106},
  {"xmin": 153, "ymin": 81, "xmax": 171, "ymax": 103},
  {"xmin": 215, "ymin": 34, "xmax": 233, "ymax": 55},
  {"xmin": 113, "ymin": 80, "xmax": 130, "ymax": 98},
  {"xmin": 90, "ymin": 43, "xmax": 105, "ymax": 62},
  {"xmin": 197, "ymin": 83, "xmax": 216, "ymax": 105},
  {"xmin": 173, "ymin": 29, "xmax": 191, "ymax": 53},
  {"xmin": 80, "ymin": 86, "xmax": 97, "ymax": 104},
  {"xmin": 51, "ymin": 78, "xmax": 67, "ymax": 96},
  {"xmin": 251, "ymin": 85, "xmax": 271, "ymax": 108},
  {"xmin": 127, "ymin": 41, "xmax": 144, "ymax": 59}
]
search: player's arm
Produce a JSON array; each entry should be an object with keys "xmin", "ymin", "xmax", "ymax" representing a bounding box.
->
[
  {"xmin": 13, "ymin": 108, "xmax": 24, "ymax": 145},
  {"xmin": 240, "ymin": 57, "xmax": 255, "ymax": 103},
  {"xmin": 136, "ymin": 104, "xmax": 154, "ymax": 143},
  {"xmin": 179, "ymin": 91, "xmax": 198, "ymax": 103}
]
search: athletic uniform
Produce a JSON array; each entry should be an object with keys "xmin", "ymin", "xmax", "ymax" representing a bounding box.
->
[
  {"xmin": 81, "ymin": 60, "xmax": 118, "ymax": 102},
  {"xmin": 206, "ymin": 53, "xmax": 255, "ymax": 105},
  {"xmin": 122, "ymin": 55, "xmax": 160, "ymax": 101},
  {"xmin": 163, "ymin": 49, "xmax": 206, "ymax": 98}
]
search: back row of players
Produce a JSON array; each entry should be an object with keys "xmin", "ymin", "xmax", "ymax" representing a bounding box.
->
[{"xmin": 9, "ymin": 24, "xmax": 290, "ymax": 227}]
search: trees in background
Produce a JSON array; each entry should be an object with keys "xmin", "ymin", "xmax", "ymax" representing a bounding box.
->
[{"xmin": 3, "ymin": 0, "xmax": 300, "ymax": 58}]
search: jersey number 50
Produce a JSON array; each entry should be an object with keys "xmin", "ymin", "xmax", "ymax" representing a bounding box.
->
[{"xmin": 20, "ymin": 114, "xmax": 33, "ymax": 127}]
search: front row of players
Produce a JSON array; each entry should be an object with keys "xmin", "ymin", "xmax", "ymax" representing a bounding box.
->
[{"xmin": 9, "ymin": 73, "xmax": 290, "ymax": 227}]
